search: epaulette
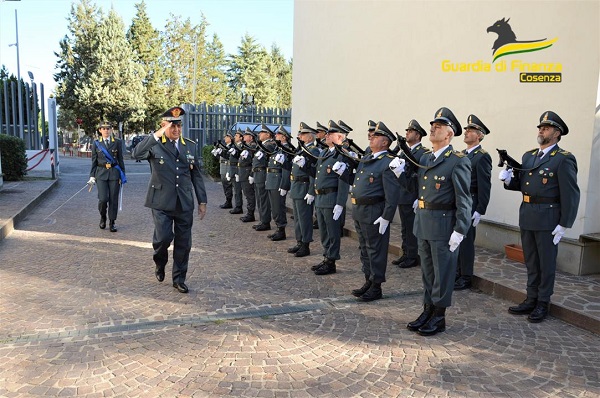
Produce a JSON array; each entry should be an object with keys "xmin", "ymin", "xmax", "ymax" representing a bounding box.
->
[
  {"xmin": 452, "ymin": 150, "xmax": 466, "ymax": 158},
  {"xmin": 423, "ymin": 148, "xmax": 432, "ymax": 153},
  {"xmin": 557, "ymin": 149, "xmax": 571, "ymax": 156},
  {"xmin": 386, "ymin": 154, "xmax": 395, "ymax": 159},
  {"xmin": 182, "ymin": 137, "xmax": 196, "ymax": 146},
  {"xmin": 477, "ymin": 148, "xmax": 487, "ymax": 154},
  {"xmin": 529, "ymin": 148, "xmax": 538, "ymax": 154}
]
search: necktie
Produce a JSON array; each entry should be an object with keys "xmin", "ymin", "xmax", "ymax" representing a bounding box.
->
[
  {"xmin": 428, "ymin": 154, "xmax": 436, "ymax": 166},
  {"xmin": 171, "ymin": 140, "xmax": 179, "ymax": 156},
  {"xmin": 105, "ymin": 140, "xmax": 109, "ymax": 147},
  {"xmin": 534, "ymin": 151, "xmax": 543, "ymax": 167}
]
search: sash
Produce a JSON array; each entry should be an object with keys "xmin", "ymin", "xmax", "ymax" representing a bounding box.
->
[{"xmin": 94, "ymin": 140, "xmax": 127, "ymax": 183}]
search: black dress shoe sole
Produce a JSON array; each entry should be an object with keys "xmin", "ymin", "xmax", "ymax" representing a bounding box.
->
[
  {"xmin": 173, "ymin": 283, "xmax": 189, "ymax": 293},
  {"xmin": 417, "ymin": 326, "xmax": 446, "ymax": 336},
  {"xmin": 156, "ymin": 273, "xmax": 165, "ymax": 282},
  {"xmin": 454, "ymin": 282, "xmax": 472, "ymax": 291},
  {"xmin": 358, "ymin": 294, "xmax": 382, "ymax": 302},
  {"xmin": 508, "ymin": 308, "xmax": 536, "ymax": 315}
]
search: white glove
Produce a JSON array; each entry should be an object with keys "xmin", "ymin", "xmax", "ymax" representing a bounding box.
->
[
  {"xmin": 412, "ymin": 199, "xmax": 419, "ymax": 213},
  {"xmin": 552, "ymin": 225, "xmax": 567, "ymax": 245},
  {"xmin": 448, "ymin": 231, "xmax": 464, "ymax": 252},
  {"xmin": 373, "ymin": 217, "xmax": 390, "ymax": 235},
  {"xmin": 332, "ymin": 161, "xmax": 347, "ymax": 176},
  {"xmin": 348, "ymin": 151, "xmax": 358, "ymax": 160},
  {"xmin": 211, "ymin": 148, "xmax": 217, "ymax": 156},
  {"xmin": 304, "ymin": 193, "xmax": 315, "ymax": 205},
  {"xmin": 255, "ymin": 151, "xmax": 264, "ymax": 160},
  {"xmin": 274, "ymin": 153, "xmax": 285, "ymax": 164},
  {"xmin": 333, "ymin": 204, "xmax": 343, "ymax": 221},
  {"xmin": 499, "ymin": 168, "xmax": 513, "ymax": 184},
  {"xmin": 248, "ymin": 176, "xmax": 254, "ymax": 184},
  {"xmin": 472, "ymin": 211, "xmax": 481, "ymax": 227},
  {"xmin": 389, "ymin": 157, "xmax": 406, "ymax": 178},
  {"xmin": 279, "ymin": 188, "xmax": 287, "ymax": 196},
  {"xmin": 87, "ymin": 176, "xmax": 96, "ymax": 185},
  {"xmin": 235, "ymin": 174, "xmax": 239, "ymax": 182},
  {"xmin": 228, "ymin": 147, "xmax": 236, "ymax": 155},
  {"xmin": 293, "ymin": 155, "xmax": 306, "ymax": 168},
  {"xmin": 225, "ymin": 172, "xmax": 231, "ymax": 181},
  {"xmin": 240, "ymin": 150, "xmax": 249, "ymax": 159},
  {"xmin": 215, "ymin": 148, "xmax": 222, "ymax": 155}
]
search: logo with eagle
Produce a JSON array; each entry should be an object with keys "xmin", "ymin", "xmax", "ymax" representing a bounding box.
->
[{"xmin": 486, "ymin": 18, "xmax": 558, "ymax": 62}]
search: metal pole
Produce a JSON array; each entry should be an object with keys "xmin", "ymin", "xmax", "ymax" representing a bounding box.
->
[
  {"xmin": 192, "ymin": 38, "xmax": 198, "ymax": 104},
  {"xmin": 15, "ymin": 10, "xmax": 24, "ymax": 141}
]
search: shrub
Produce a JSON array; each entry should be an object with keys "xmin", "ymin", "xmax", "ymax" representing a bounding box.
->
[
  {"xmin": 201, "ymin": 144, "xmax": 220, "ymax": 179},
  {"xmin": 0, "ymin": 134, "xmax": 28, "ymax": 181}
]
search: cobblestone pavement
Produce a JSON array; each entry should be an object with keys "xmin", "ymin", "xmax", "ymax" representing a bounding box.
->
[{"xmin": 0, "ymin": 156, "xmax": 599, "ymax": 397}]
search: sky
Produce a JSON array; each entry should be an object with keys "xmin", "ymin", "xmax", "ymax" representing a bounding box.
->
[{"xmin": 0, "ymin": 0, "xmax": 294, "ymax": 95}]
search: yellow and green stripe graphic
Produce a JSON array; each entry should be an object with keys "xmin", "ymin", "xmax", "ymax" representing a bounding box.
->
[{"xmin": 492, "ymin": 38, "xmax": 558, "ymax": 62}]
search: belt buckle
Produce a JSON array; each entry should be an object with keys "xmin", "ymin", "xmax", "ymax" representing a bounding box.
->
[
  {"xmin": 524, "ymin": 195, "xmax": 530, "ymax": 203},
  {"xmin": 351, "ymin": 197, "xmax": 356, "ymax": 204},
  {"xmin": 105, "ymin": 164, "xmax": 112, "ymax": 169},
  {"xmin": 291, "ymin": 175, "xmax": 295, "ymax": 181},
  {"xmin": 418, "ymin": 200, "xmax": 425, "ymax": 209}
]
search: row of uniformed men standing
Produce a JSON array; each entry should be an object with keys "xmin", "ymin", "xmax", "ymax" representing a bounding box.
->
[{"xmin": 212, "ymin": 107, "xmax": 578, "ymax": 336}]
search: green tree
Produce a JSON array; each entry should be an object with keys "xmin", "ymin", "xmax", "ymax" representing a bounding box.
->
[
  {"xmin": 227, "ymin": 34, "xmax": 275, "ymax": 107},
  {"xmin": 203, "ymin": 34, "xmax": 228, "ymax": 104},
  {"xmin": 269, "ymin": 44, "xmax": 292, "ymax": 108},
  {"xmin": 127, "ymin": 0, "xmax": 167, "ymax": 132}
]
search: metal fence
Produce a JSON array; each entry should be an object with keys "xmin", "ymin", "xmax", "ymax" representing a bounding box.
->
[
  {"xmin": 183, "ymin": 102, "xmax": 292, "ymax": 156},
  {"xmin": 0, "ymin": 79, "xmax": 46, "ymax": 150}
]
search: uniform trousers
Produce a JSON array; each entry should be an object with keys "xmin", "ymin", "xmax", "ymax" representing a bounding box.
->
[
  {"xmin": 457, "ymin": 223, "xmax": 477, "ymax": 277},
  {"xmin": 232, "ymin": 180, "xmax": 243, "ymax": 209},
  {"xmin": 268, "ymin": 189, "xmax": 287, "ymax": 228},
  {"xmin": 398, "ymin": 204, "xmax": 418, "ymax": 260},
  {"xmin": 152, "ymin": 200, "xmax": 193, "ymax": 284},
  {"xmin": 96, "ymin": 178, "xmax": 120, "ymax": 220},
  {"xmin": 316, "ymin": 206, "xmax": 341, "ymax": 260},
  {"xmin": 240, "ymin": 180, "xmax": 256, "ymax": 214},
  {"xmin": 255, "ymin": 182, "xmax": 271, "ymax": 224},
  {"xmin": 354, "ymin": 219, "xmax": 390, "ymax": 283},
  {"xmin": 521, "ymin": 229, "xmax": 558, "ymax": 302},
  {"xmin": 220, "ymin": 171, "xmax": 232, "ymax": 202},
  {"xmin": 292, "ymin": 198, "xmax": 314, "ymax": 243},
  {"xmin": 418, "ymin": 238, "xmax": 459, "ymax": 308}
]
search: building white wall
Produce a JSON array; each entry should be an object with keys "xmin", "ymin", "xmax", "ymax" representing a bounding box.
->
[{"xmin": 293, "ymin": 0, "xmax": 600, "ymax": 240}]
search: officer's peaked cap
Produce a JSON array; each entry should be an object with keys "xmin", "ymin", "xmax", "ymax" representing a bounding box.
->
[
  {"xmin": 537, "ymin": 111, "xmax": 568, "ymax": 135},
  {"xmin": 464, "ymin": 114, "xmax": 490, "ymax": 135},
  {"xmin": 430, "ymin": 107, "xmax": 462, "ymax": 136}
]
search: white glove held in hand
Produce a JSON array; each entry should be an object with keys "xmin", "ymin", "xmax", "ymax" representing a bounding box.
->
[
  {"xmin": 215, "ymin": 148, "xmax": 223, "ymax": 155},
  {"xmin": 274, "ymin": 153, "xmax": 285, "ymax": 164},
  {"xmin": 240, "ymin": 150, "xmax": 249, "ymax": 159},
  {"xmin": 228, "ymin": 147, "xmax": 236, "ymax": 155},
  {"xmin": 348, "ymin": 151, "xmax": 358, "ymax": 160},
  {"xmin": 293, "ymin": 155, "xmax": 306, "ymax": 168},
  {"xmin": 255, "ymin": 151, "xmax": 264, "ymax": 159},
  {"xmin": 389, "ymin": 157, "xmax": 406, "ymax": 178},
  {"xmin": 472, "ymin": 211, "xmax": 481, "ymax": 227},
  {"xmin": 374, "ymin": 217, "xmax": 390, "ymax": 235},
  {"xmin": 235, "ymin": 174, "xmax": 239, "ymax": 182},
  {"xmin": 225, "ymin": 172, "xmax": 231, "ymax": 181},
  {"xmin": 499, "ymin": 168, "xmax": 513, "ymax": 184},
  {"xmin": 87, "ymin": 176, "xmax": 96, "ymax": 185},
  {"xmin": 333, "ymin": 204, "xmax": 343, "ymax": 221},
  {"xmin": 332, "ymin": 161, "xmax": 347, "ymax": 176},
  {"xmin": 552, "ymin": 225, "xmax": 567, "ymax": 245},
  {"xmin": 279, "ymin": 188, "xmax": 287, "ymax": 196},
  {"xmin": 448, "ymin": 231, "xmax": 464, "ymax": 252},
  {"xmin": 412, "ymin": 199, "xmax": 419, "ymax": 213},
  {"xmin": 304, "ymin": 193, "xmax": 314, "ymax": 205},
  {"xmin": 210, "ymin": 148, "xmax": 217, "ymax": 156},
  {"xmin": 248, "ymin": 176, "xmax": 254, "ymax": 184}
]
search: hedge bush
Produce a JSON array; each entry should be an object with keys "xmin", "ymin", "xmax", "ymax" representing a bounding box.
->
[
  {"xmin": 201, "ymin": 144, "xmax": 220, "ymax": 179},
  {"xmin": 0, "ymin": 134, "xmax": 28, "ymax": 181}
]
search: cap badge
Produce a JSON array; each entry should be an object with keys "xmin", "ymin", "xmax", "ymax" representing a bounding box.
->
[
  {"xmin": 437, "ymin": 109, "xmax": 443, "ymax": 118},
  {"xmin": 468, "ymin": 115, "xmax": 472, "ymax": 124},
  {"xmin": 543, "ymin": 112, "xmax": 548, "ymax": 121},
  {"xmin": 172, "ymin": 108, "xmax": 182, "ymax": 118}
]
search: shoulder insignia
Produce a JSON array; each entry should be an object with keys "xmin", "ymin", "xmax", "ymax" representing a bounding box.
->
[
  {"xmin": 376, "ymin": 154, "xmax": 386, "ymax": 160},
  {"xmin": 422, "ymin": 148, "xmax": 432, "ymax": 154},
  {"xmin": 529, "ymin": 148, "xmax": 537, "ymax": 154},
  {"xmin": 558, "ymin": 149, "xmax": 571, "ymax": 155},
  {"xmin": 444, "ymin": 149, "xmax": 453, "ymax": 158},
  {"xmin": 386, "ymin": 154, "xmax": 395, "ymax": 159},
  {"xmin": 478, "ymin": 148, "xmax": 487, "ymax": 154},
  {"xmin": 452, "ymin": 150, "xmax": 466, "ymax": 158}
]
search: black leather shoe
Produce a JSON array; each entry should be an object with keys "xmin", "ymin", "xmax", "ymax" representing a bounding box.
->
[
  {"xmin": 254, "ymin": 223, "xmax": 271, "ymax": 231},
  {"xmin": 407, "ymin": 304, "xmax": 434, "ymax": 331},
  {"xmin": 454, "ymin": 276, "xmax": 472, "ymax": 290},
  {"xmin": 314, "ymin": 260, "xmax": 336, "ymax": 275},
  {"xmin": 312, "ymin": 220, "xmax": 319, "ymax": 229},
  {"xmin": 219, "ymin": 202, "xmax": 233, "ymax": 209},
  {"xmin": 109, "ymin": 221, "xmax": 117, "ymax": 232},
  {"xmin": 240, "ymin": 214, "xmax": 255, "ymax": 222},
  {"xmin": 391, "ymin": 255, "xmax": 406, "ymax": 265},
  {"xmin": 508, "ymin": 298, "xmax": 537, "ymax": 315},
  {"xmin": 288, "ymin": 242, "xmax": 302, "ymax": 253},
  {"xmin": 294, "ymin": 243, "xmax": 310, "ymax": 257},
  {"xmin": 270, "ymin": 228, "xmax": 286, "ymax": 241},
  {"xmin": 417, "ymin": 307, "xmax": 446, "ymax": 336},
  {"xmin": 399, "ymin": 257, "xmax": 420, "ymax": 269},
  {"xmin": 173, "ymin": 282, "xmax": 189, "ymax": 293},
  {"xmin": 229, "ymin": 207, "xmax": 243, "ymax": 214},
  {"xmin": 527, "ymin": 302, "xmax": 549, "ymax": 323},
  {"xmin": 352, "ymin": 276, "xmax": 371, "ymax": 297},
  {"xmin": 155, "ymin": 265, "xmax": 165, "ymax": 282},
  {"xmin": 99, "ymin": 218, "xmax": 107, "ymax": 229},
  {"xmin": 359, "ymin": 283, "xmax": 382, "ymax": 302},
  {"xmin": 311, "ymin": 259, "xmax": 327, "ymax": 271}
]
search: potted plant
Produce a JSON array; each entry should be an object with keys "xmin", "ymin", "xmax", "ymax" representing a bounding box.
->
[{"xmin": 504, "ymin": 237, "xmax": 525, "ymax": 264}]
